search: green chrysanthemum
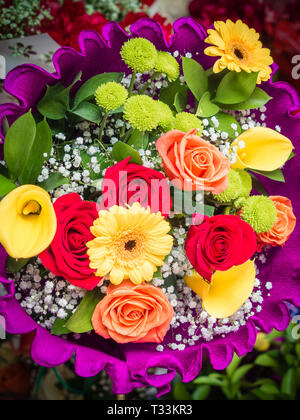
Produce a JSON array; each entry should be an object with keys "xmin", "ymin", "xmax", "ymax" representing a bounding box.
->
[
  {"xmin": 174, "ymin": 112, "xmax": 203, "ymax": 136},
  {"xmin": 121, "ymin": 38, "xmax": 158, "ymax": 73},
  {"xmin": 156, "ymin": 101, "xmax": 175, "ymax": 131},
  {"xmin": 238, "ymin": 169, "xmax": 252, "ymax": 197},
  {"xmin": 214, "ymin": 169, "xmax": 252, "ymax": 203},
  {"xmin": 95, "ymin": 82, "xmax": 128, "ymax": 112},
  {"xmin": 240, "ymin": 196, "xmax": 277, "ymax": 233},
  {"xmin": 124, "ymin": 95, "xmax": 160, "ymax": 132},
  {"xmin": 154, "ymin": 51, "xmax": 180, "ymax": 81}
]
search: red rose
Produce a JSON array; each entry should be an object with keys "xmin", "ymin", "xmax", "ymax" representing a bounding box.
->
[
  {"xmin": 39, "ymin": 193, "xmax": 101, "ymax": 290},
  {"xmin": 101, "ymin": 157, "xmax": 172, "ymax": 217},
  {"xmin": 41, "ymin": 0, "xmax": 108, "ymax": 50},
  {"xmin": 185, "ymin": 214, "xmax": 257, "ymax": 282}
]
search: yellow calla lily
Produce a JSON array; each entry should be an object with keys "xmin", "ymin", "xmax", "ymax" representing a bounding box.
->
[
  {"xmin": 0, "ymin": 185, "xmax": 57, "ymax": 259},
  {"xmin": 184, "ymin": 260, "xmax": 256, "ymax": 319},
  {"xmin": 231, "ymin": 127, "xmax": 294, "ymax": 172}
]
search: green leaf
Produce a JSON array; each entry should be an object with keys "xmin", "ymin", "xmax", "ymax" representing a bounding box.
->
[
  {"xmin": 65, "ymin": 288, "xmax": 103, "ymax": 334},
  {"xmin": 6, "ymin": 257, "xmax": 30, "ymax": 273},
  {"xmin": 249, "ymin": 173, "xmax": 268, "ymax": 196},
  {"xmin": 174, "ymin": 91, "xmax": 187, "ymax": 113},
  {"xmin": 218, "ymin": 87, "xmax": 272, "ymax": 111},
  {"xmin": 259, "ymin": 383, "xmax": 280, "ymax": 395},
  {"xmin": 173, "ymin": 380, "xmax": 193, "ymax": 401},
  {"xmin": 72, "ymin": 72, "xmax": 124, "ymax": 109},
  {"xmin": 127, "ymin": 130, "xmax": 149, "ymax": 151},
  {"xmin": 255, "ymin": 354, "xmax": 279, "ymax": 368},
  {"xmin": 231, "ymin": 364, "xmax": 253, "ymax": 385},
  {"xmin": 194, "ymin": 375, "xmax": 224, "ymax": 387},
  {"xmin": 214, "ymin": 71, "xmax": 258, "ymax": 105},
  {"xmin": 281, "ymin": 368, "xmax": 297, "ymax": 399},
  {"xmin": 182, "ymin": 57, "xmax": 208, "ymax": 101},
  {"xmin": 38, "ymin": 172, "xmax": 69, "ymax": 192},
  {"xmin": 80, "ymin": 151, "xmax": 109, "ymax": 180},
  {"xmin": 295, "ymin": 344, "xmax": 300, "ymax": 361},
  {"xmin": 288, "ymin": 152, "xmax": 296, "ymax": 161},
  {"xmin": 111, "ymin": 141, "xmax": 143, "ymax": 165},
  {"xmin": 197, "ymin": 91, "xmax": 220, "ymax": 118},
  {"xmin": 163, "ymin": 273, "xmax": 178, "ymax": 298},
  {"xmin": 1, "ymin": 116, "xmax": 9, "ymax": 137},
  {"xmin": 159, "ymin": 79, "xmax": 188, "ymax": 112},
  {"xmin": 0, "ymin": 175, "xmax": 16, "ymax": 196},
  {"xmin": 38, "ymin": 82, "xmax": 71, "ymax": 120},
  {"xmin": 252, "ymin": 389, "xmax": 275, "ymax": 401},
  {"xmin": 51, "ymin": 313, "xmax": 73, "ymax": 336},
  {"xmin": 0, "ymin": 163, "xmax": 10, "ymax": 178},
  {"xmin": 4, "ymin": 111, "xmax": 36, "ymax": 182},
  {"xmin": 192, "ymin": 385, "xmax": 211, "ymax": 401},
  {"xmin": 71, "ymin": 101, "xmax": 102, "ymax": 124},
  {"xmin": 213, "ymin": 112, "xmax": 241, "ymax": 137},
  {"xmin": 204, "ymin": 204, "xmax": 215, "ymax": 217},
  {"xmin": 18, "ymin": 119, "xmax": 53, "ymax": 185},
  {"xmin": 251, "ymin": 168, "xmax": 285, "ymax": 183},
  {"xmin": 226, "ymin": 354, "xmax": 243, "ymax": 377}
]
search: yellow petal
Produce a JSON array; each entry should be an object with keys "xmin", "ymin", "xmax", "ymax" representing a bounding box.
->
[
  {"xmin": 110, "ymin": 267, "xmax": 125, "ymax": 285},
  {"xmin": 184, "ymin": 270, "xmax": 210, "ymax": 301},
  {"xmin": 232, "ymin": 127, "xmax": 294, "ymax": 171},
  {"xmin": 184, "ymin": 260, "xmax": 256, "ymax": 319},
  {"xmin": 0, "ymin": 185, "xmax": 57, "ymax": 259}
]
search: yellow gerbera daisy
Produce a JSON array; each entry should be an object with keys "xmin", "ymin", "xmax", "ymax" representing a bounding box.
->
[
  {"xmin": 86, "ymin": 202, "xmax": 173, "ymax": 285},
  {"xmin": 204, "ymin": 19, "xmax": 273, "ymax": 84}
]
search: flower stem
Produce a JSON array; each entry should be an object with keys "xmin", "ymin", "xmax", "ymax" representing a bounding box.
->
[
  {"xmin": 98, "ymin": 111, "xmax": 109, "ymax": 144},
  {"xmin": 128, "ymin": 71, "xmax": 137, "ymax": 98},
  {"xmin": 139, "ymin": 72, "xmax": 161, "ymax": 94}
]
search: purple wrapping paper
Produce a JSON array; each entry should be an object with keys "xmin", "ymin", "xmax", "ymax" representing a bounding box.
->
[{"xmin": 0, "ymin": 18, "xmax": 300, "ymax": 395}]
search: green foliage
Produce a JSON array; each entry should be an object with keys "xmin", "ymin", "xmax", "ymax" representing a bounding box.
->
[
  {"xmin": 0, "ymin": 174, "xmax": 16, "ymax": 196},
  {"xmin": 38, "ymin": 173, "xmax": 69, "ymax": 192},
  {"xmin": 6, "ymin": 256, "xmax": 30, "ymax": 273},
  {"xmin": 212, "ymin": 112, "xmax": 241, "ymax": 138},
  {"xmin": 63, "ymin": 288, "xmax": 104, "ymax": 334},
  {"xmin": 72, "ymin": 73, "xmax": 124, "ymax": 109},
  {"xmin": 159, "ymin": 79, "xmax": 188, "ymax": 113},
  {"xmin": 127, "ymin": 130, "xmax": 149, "ymax": 151},
  {"xmin": 111, "ymin": 141, "xmax": 143, "ymax": 165},
  {"xmin": 4, "ymin": 111, "xmax": 52, "ymax": 185},
  {"xmin": 196, "ymin": 92, "xmax": 219, "ymax": 118},
  {"xmin": 251, "ymin": 168, "xmax": 285, "ymax": 183},
  {"xmin": 173, "ymin": 325, "xmax": 300, "ymax": 401},
  {"xmin": 214, "ymin": 71, "xmax": 258, "ymax": 105},
  {"xmin": 219, "ymin": 87, "xmax": 272, "ymax": 111},
  {"xmin": 182, "ymin": 57, "xmax": 208, "ymax": 101}
]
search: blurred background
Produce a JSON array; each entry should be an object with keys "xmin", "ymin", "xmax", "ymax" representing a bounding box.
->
[{"xmin": 0, "ymin": 0, "xmax": 299, "ymax": 400}]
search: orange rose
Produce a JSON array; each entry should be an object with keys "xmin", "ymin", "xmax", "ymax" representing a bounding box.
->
[
  {"xmin": 92, "ymin": 280, "xmax": 174, "ymax": 344},
  {"xmin": 156, "ymin": 129, "xmax": 231, "ymax": 193},
  {"xmin": 257, "ymin": 196, "xmax": 296, "ymax": 251}
]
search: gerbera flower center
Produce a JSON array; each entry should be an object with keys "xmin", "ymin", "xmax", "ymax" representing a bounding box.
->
[
  {"xmin": 125, "ymin": 240, "xmax": 137, "ymax": 251},
  {"xmin": 234, "ymin": 48, "xmax": 244, "ymax": 60},
  {"xmin": 114, "ymin": 231, "xmax": 145, "ymax": 261}
]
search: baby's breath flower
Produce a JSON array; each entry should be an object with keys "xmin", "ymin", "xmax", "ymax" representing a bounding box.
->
[
  {"xmin": 121, "ymin": 38, "xmax": 158, "ymax": 73},
  {"xmin": 123, "ymin": 95, "xmax": 160, "ymax": 132},
  {"xmin": 174, "ymin": 112, "xmax": 203, "ymax": 135},
  {"xmin": 155, "ymin": 51, "xmax": 180, "ymax": 81},
  {"xmin": 95, "ymin": 82, "xmax": 128, "ymax": 112}
]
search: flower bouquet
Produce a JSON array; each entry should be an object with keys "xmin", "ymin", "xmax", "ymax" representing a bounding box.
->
[{"xmin": 0, "ymin": 17, "xmax": 299, "ymax": 395}]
